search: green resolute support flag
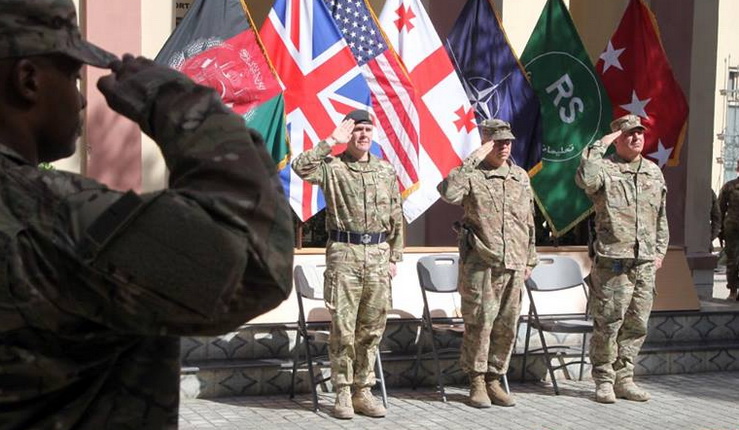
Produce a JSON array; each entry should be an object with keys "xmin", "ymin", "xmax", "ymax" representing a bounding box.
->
[
  {"xmin": 155, "ymin": 0, "xmax": 288, "ymax": 170},
  {"xmin": 520, "ymin": 0, "xmax": 612, "ymax": 236}
]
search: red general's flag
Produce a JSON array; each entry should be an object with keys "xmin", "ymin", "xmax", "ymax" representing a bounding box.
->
[
  {"xmin": 155, "ymin": 0, "xmax": 288, "ymax": 169},
  {"xmin": 379, "ymin": 0, "xmax": 481, "ymax": 222},
  {"xmin": 597, "ymin": 0, "xmax": 688, "ymax": 168}
]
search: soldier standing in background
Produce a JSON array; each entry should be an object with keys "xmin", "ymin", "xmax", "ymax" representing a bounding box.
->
[
  {"xmin": 718, "ymin": 160, "xmax": 739, "ymax": 301},
  {"xmin": 710, "ymin": 189, "xmax": 721, "ymax": 253},
  {"xmin": 0, "ymin": 0, "xmax": 293, "ymax": 428},
  {"xmin": 438, "ymin": 119, "xmax": 537, "ymax": 408},
  {"xmin": 292, "ymin": 109, "xmax": 404, "ymax": 419},
  {"xmin": 576, "ymin": 114, "xmax": 669, "ymax": 404}
]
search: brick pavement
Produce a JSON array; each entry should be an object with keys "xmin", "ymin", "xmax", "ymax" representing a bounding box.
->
[{"xmin": 179, "ymin": 371, "xmax": 739, "ymax": 429}]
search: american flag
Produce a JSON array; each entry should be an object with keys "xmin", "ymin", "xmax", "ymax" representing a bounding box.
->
[
  {"xmin": 260, "ymin": 0, "xmax": 375, "ymax": 221},
  {"xmin": 324, "ymin": 0, "xmax": 421, "ymax": 195}
]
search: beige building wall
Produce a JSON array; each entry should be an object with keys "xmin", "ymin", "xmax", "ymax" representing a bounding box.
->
[{"xmin": 501, "ymin": 0, "xmax": 551, "ymax": 57}]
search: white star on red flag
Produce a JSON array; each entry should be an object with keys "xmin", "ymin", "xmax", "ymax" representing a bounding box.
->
[
  {"xmin": 599, "ymin": 41, "xmax": 625, "ymax": 73},
  {"xmin": 620, "ymin": 90, "xmax": 651, "ymax": 119},
  {"xmin": 647, "ymin": 139, "xmax": 673, "ymax": 167}
]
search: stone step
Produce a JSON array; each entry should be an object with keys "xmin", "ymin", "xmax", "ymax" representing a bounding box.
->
[
  {"xmin": 180, "ymin": 339, "xmax": 739, "ymax": 399},
  {"xmin": 180, "ymin": 307, "xmax": 739, "ymax": 399}
]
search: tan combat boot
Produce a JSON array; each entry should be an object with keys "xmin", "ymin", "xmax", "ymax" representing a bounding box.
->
[
  {"xmin": 614, "ymin": 380, "xmax": 651, "ymax": 402},
  {"xmin": 468, "ymin": 373, "xmax": 492, "ymax": 408},
  {"xmin": 595, "ymin": 382, "xmax": 616, "ymax": 404},
  {"xmin": 485, "ymin": 374, "xmax": 515, "ymax": 407},
  {"xmin": 352, "ymin": 387, "xmax": 386, "ymax": 417},
  {"xmin": 333, "ymin": 386, "xmax": 354, "ymax": 419}
]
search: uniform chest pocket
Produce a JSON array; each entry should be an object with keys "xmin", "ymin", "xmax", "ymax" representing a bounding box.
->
[
  {"xmin": 606, "ymin": 177, "xmax": 633, "ymax": 208},
  {"xmin": 506, "ymin": 180, "xmax": 529, "ymax": 218},
  {"xmin": 368, "ymin": 173, "xmax": 392, "ymax": 207},
  {"xmin": 479, "ymin": 177, "xmax": 504, "ymax": 212},
  {"xmin": 639, "ymin": 179, "xmax": 663, "ymax": 207}
]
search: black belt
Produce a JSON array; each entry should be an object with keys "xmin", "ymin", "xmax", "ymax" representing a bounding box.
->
[{"xmin": 330, "ymin": 230, "xmax": 387, "ymax": 245}]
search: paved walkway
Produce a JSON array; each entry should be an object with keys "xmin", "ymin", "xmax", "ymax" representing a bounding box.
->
[{"xmin": 179, "ymin": 371, "xmax": 739, "ymax": 429}]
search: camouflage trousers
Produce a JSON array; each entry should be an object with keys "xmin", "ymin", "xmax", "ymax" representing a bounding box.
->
[
  {"xmin": 323, "ymin": 241, "xmax": 392, "ymax": 388},
  {"xmin": 458, "ymin": 251, "xmax": 523, "ymax": 375},
  {"xmin": 723, "ymin": 228, "xmax": 739, "ymax": 290},
  {"xmin": 590, "ymin": 257, "xmax": 655, "ymax": 384}
]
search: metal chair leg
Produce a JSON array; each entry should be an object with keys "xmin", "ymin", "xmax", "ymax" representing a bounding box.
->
[
  {"xmin": 427, "ymin": 323, "xmax": 446, "ymax": 402},
  {"xmin": 502, "ymin": 374, "xmax": 510, "ymax": 395},
  {"xmin": 375, "ymin": 353, "xmax": 388, "ymax": 409},
  {"xmin": 289, "ymin": 330, "xmax": 302, "ymax": 399},
  {"xmin": 536, "ymin": 326, "xmax": 559, "ymax": 395},
  {"xmin": 412, "ymin": 321, "xmax": 425, "ymax": 390},
  {"xmin": 304, "ymin": 336, "xmax": 319, "ymax": 412},
  {"xmin": 579, "ymin": 332, "xmax": 587, "ymax": 381},
  {"xmin": 521, "ymin": 318, "xmax": 532, "ymax": 382}
]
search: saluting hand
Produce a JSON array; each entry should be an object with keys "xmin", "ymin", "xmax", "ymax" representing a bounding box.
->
[
  {"xmin": 469, "ymin": 141, "xmax": 495, "ymax": 162},
  {"xmin": 327, "ymin": 119, "xmax": 355, "ymax": 145},
  {"xmin": 601, "ymin": 130, "xmax": 622, "ymax": 147}
]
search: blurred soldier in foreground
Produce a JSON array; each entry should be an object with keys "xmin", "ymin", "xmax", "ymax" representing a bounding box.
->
[
  {"xmin": 718, "ymin": 160, "xmax": 739, "ymax": 301},
  {"xmin": 292, "ymin": 110, "xmax": 403, "ymax": 419},
  {"xmin": 0, "ymin": 0, "xmax": 293, "ymax": 428},
  {"xmin": 576, "ymin": 114, "xmax": 669, "ymax": 404},
  {"xmin": 438, "ymin": 119, "xmax": 537, "ymax": 408}
]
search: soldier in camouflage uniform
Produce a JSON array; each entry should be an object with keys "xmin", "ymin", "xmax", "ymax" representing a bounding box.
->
[
  {"xmin": 438, "ymin": 119, "xmax": 537, "ymax": 408},
  {"xmin": 718, "ymin": 161, "xmax": 739, "ymax": 301},
  {"xmin": 292, "ymin": 110, "xmax": 403, "ymax": 419},
  {"xmin": 575, "ymin": 114, "xmax": 669, "ymax": 404},
  {"xmin": 0, "ymin": 1, "xmax": 293, "ymax": 428}
]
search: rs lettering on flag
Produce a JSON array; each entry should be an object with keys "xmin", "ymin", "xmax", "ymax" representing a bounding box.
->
[{"xmin": 521, "ymin": 0, "xmax": 612, "ymax": 236}]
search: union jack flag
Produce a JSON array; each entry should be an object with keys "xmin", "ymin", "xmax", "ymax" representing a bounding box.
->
[
  {"xmin": 324, "ymin": 0, "xmax": 421, "ymax": 196},
  {"xmin": 260, "ymin": 0, "xmax": 374, "ymax": 221}
]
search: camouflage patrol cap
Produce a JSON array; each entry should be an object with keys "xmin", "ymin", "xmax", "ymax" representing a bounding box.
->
[
  {"xmin": 0, "ymin": 0, "xmax": 117, "ymax": 68},
  {"xmin": 479, "ymin": 118, "xmax": 516, "ymax": 141},
  {"xmin": 344, "ymin": 109, "xmax": 372, "ymax": 124},
  {"xmin": 610, "ymin": 114, "xmax": 647, "ymax": 133}
]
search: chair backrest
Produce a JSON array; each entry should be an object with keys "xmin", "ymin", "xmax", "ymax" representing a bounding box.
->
[
  {"xmin": 528, "ymin": 255, "xmax": 584, "ymax": 291},
  {"xmin": 526, "ymin": 255, "xmax": 588, "ymax": 317},
  {"xmin": 417, "ymin": 254, "xmax": 459, "ymax": 293},
  {"xmin": 294, "ymin": 264, "xmax": 326, "ymax": 300}
]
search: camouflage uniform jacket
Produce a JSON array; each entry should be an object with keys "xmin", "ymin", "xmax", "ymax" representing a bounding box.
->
[
  {"xmin": 575, "ymin": 140, "xmax": 669, "ymax": 260},
  {"xmin": 291, "ymin": 141, "xmax": 403, "ymax": 262},
  {"xmin": 719, "ymin": 177, "xmax": 739, "ymax": 231},
  {"xmin": 0, "ymin": 73, "xmax": 293, "ymax": 429},
  {"xmin": 438, "ymin": 157, "xmax": 537, "ymax": 271}
]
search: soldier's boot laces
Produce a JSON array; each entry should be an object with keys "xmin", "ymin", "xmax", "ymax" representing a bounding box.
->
[
  {"xmin": 614, "ymin": 380, "xmax": 651, "ymax": 402},
  {"xmin": 333, "ymin": 386, "xmax": 354, "ymax": 419},
  {"xmin": 486, "ymin": 374, "xmax": 515, "ymax": 407},
  {"xmin": 595, "ymin": 382, "xmax": 617, "ymax": 404},
  {"xmin": 352, "ymin": 387, "xmax": 386, "ymax": 418},
  {"xmin": 468, "ymin": 373, "xmax": 492, "ymax": 408}
]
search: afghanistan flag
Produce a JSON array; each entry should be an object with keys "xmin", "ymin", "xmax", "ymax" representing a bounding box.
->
[
  {"xmin": 520, "ymin": 0, "xmax": 612, "ymax": 236},
  {"xmin": 155, "ymin": 0, "xmax": 288, "ymax": 169}
]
